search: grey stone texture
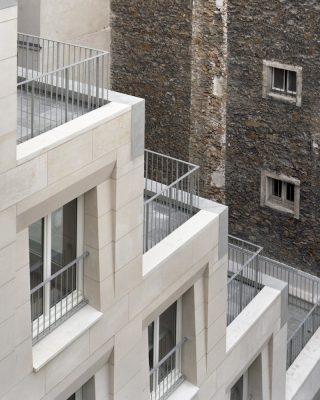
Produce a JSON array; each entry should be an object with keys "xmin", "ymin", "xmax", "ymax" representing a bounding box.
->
[
  {"xmin": 225, "ymin": 0, "xmax": 320, "ymax": 274},
  {"xmin": 110, "ymin": 0, "xmax": 227, "ymax": 202}
]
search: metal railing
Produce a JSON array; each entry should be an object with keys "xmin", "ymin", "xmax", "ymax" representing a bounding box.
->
[
  {"xmin": 287, "ymin": 302, "xmax": 320, "ymax": 368},
  {"xmin": 31, "ymin": 252, "xmax": 88, "ymax": 344},
  {"xmin": 227, "ymin": 237, "xmax": 263, "ymax": 325},
  {"xmin": 144, "ymin": 150, "xmax": 200, "ymax": 253},
  {"xmin": 17, "ymin": 33, "xmax": 109, "ymax": 143},
  {"xmin": 258, "ymin": 256, "xmax": 320, "ymax": 368},
  {"xmin": 259, "ymin": 256, "xmax": 320, "ymax": 307},
  {"xmin": 149, "ymin": 337, "xmax": 187, "ymax": 400}
]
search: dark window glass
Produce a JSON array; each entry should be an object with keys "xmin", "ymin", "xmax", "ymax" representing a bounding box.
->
[
  {"xmin": 272, "ymin": 179, "xmax": 282, "ymax": 198},
  {"xmin": 286, "ymin": 183, "xmax": 295, "ymax": 202},
  {"xmin": 66, "ymin": 395, "xmax": 76, "ymax": 400},
  {"xmin": 230, "ymin": 375, "xmax": 243, "ymax": 400},
  {"xmin": 29, "ymin": 219, "xmax": 44, "ymax": 321},
  {"xmin": 50, "ymin": 199, "xmax": 77, "ymax": 307},
  {"xmin": 158, "ymin": 302, "xmax": 177, "ymax": 383},
  {"xmin": 273, "ymin": 68, "xmax": 285, "ymax": 91},
  {"xmin": 287, "ymin": 70, "xmax": 297, "ymax": 93}
]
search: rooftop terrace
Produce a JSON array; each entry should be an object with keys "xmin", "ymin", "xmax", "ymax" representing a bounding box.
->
[{"xmin": 17, "ymin": 33, "xmax": 109, "ymax": 143}]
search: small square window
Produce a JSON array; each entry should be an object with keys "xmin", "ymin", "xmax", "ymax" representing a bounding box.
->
[
  {"xmin": 263, "ymin": 61, "xmax": 302, "ymax": 106},
  {"xmin": 261, "ymin": 171, "xmax": 300, "ymax": 219}
]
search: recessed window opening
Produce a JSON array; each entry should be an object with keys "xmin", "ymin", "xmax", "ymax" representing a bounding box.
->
[{"xmin": 272, "ymin": 68, "xmax": 297, "ymax": 95}]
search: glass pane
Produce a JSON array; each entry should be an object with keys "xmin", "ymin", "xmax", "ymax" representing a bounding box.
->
[
  {"xmin": 287, "ymin": 70, "xmax": 297, "ymax": 93},
  {"xmin": 148, "ymin": 322, "xmax": 155, "ymax": 392},
  {"xmin": 273, "ymin": 68, "xmax": 285, "ymax": 91},
  {"xmin": 287, "ymin": 183, "xmax": 295, "ymax": 202},
  {"xmin": 66, "ymin": 395, "xmax": 75, "ymax": 400},
  {"xmin": 158, "ymin": 302, "xmax": 177, "ymax": 383},
  {"xmin": 230, "ymin": 375, "xmax": 243, "ymax": 400},
  {"xmin": 272, "ymin": 179, "xmax": 282, "ymax": 198},
  {"xmin": 50, "ymin": 199, "xmax": 77, "ymax": 307},
  {"xmin": 29, "ymin": 219, "xmax": 44, "ymax": 321}
]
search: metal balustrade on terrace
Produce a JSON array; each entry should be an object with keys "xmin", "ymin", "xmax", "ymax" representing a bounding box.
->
[
  {"xmin": 17, "ymin": 33, "xmax": 109, "ymax": 143},
  {"xmin": 143, "ymin": 149, "xmax": 200, "ymax": 253},
  {"xmin": 228, "ymin": 236, "xmax": 320, "ymax": 369}
]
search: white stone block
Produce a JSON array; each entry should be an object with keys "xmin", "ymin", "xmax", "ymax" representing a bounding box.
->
[
  {"xmin": 44, "ymin": 332, "xmax": 90, "ymax": 391},
  {"xmin": 114, "ymin": 317, "xmax": 142, "ymax": 362},
  {"xmin": 84, "ymin": 243, "xmax": 113, "ymax": 282},
  {"xmin": 14, "ymin": 264, "xmax": 30, "ymax": 308},
  {"xmin": 15, "ymin": 337, "xmax": 33, "ymax": 382},
  {"xmin": 89, "ymin": 295, "xmax": 128, "ymax": 354},
  {"xmin": 0, "ymin": 130, "xmax": 16, "ymax": 174},
  {"xmin": 85, "ymin": 211, "xmax": 113, "ymax": 250},
  {"xmin": 0, "ymin": 242, "xmax": 15, "ymax": 287},
  {"xmin": 0, "ymin": 56, "xmax": 16, "ymax": 99},
  {"xmin": 0, "ymin": 18, "xmax": 16, "ymax": 61},
  {"xmin": 0, "ymin": 279, "xmax": 14, "ymax": 324},
  {"xmin": 0, "ymin": 155, "xmax": 47, "ymax": 212},
  {"xmin": 84, "ymin": 180, "xmax": 113, "ymax": 218},
  {"xmin": 47, "ymin": 131, "xmax": 92, "ymax": 185},
  {"xmin": 0, "ymin": 316, "xmax": 14, "ymax": 361},
  {"xmin": 0, "ymin": 352, "xmax": 16, "ymax": 397},
  {"xmin": 93, "ymin": 111, "xmax": 131, "ymax": 159},
  {"xmin": 114, "ymin": 224, "xmax": 143, "ymax": 271},
  {"xmin": 114, "ymin": 166, "xmax": 144, "ymax": 210},
  {"xmin": 115, "ymin": 195, "xmax": 143, "ymax": 241},
  {"xmin": 15, "ymin": 228, "xmax": 29, "ymax": 271},
  {"xmin": 14, "ymin": 301, "xmax": 31, "ymax": 346},
  {"xmin": 115, "ymin": 255, "xmax": 142, "ymax": 298},
  {"xmin": 0, "ymin": 92, "xmax": 15, "ymax": 137}
]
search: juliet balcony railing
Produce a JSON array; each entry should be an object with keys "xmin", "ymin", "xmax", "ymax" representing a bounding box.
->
[
  {"xmin": 17, "ymin": 33, "xmax": 109, "ymax": 143},
  {"xmin": 149, "ymin": 337, "xmax": 187, "ymax": 400},
  {"xmin": 30, "ymin": 252, "xmax": 88, "ymax": 344},
  {"xmin": 143, "ymin": 150, "xmax": 200, "ymax": 253}
]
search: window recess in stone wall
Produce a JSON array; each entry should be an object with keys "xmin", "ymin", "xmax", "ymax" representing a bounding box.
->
[
  {"xmin": 262, "ymin": 61, "xmax": 302, "ymax": 106},
  {"xmin": 260, "ymin": 171, "xmax": 300, "ymax": 219},
  {"xmin": 29, "ymin": 196, "xmax": 87, "ymax": 344},
  {"xmin": 148, "ymin": 299, "xmax": 187, "ymax": 399}
]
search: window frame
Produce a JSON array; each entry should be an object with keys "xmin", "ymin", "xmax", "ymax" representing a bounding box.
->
[
  {"xmin": 263, "ymin": 60, "xmax": 302, "ymax": 106},
  {"xmin": 30, "ymin": 196, "xmax": 85, "ymax": 339},
  {"xmin": 260, "ymin": 171, "xmax": 300, "ymax": 219},
  {"xmin": 149, "ymin": 299, "xmax": 183, "ymax": 398}
]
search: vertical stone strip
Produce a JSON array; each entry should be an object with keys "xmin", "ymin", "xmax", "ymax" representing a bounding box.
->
[{"xmin": 189, "ymin": 0, "xmax": 228, "ymax": 203}]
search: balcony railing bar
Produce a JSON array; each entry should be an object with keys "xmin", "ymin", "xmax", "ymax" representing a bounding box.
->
[
  {"xmin": 149, "ymin": 337, "xmax": 188, "ymax": 375},
  {"xmin": 31, "ymin": 251, "xmax": 89, "ymax": 344},
  {"xmin": 30, "ymin": 251, "xmax": 89, "ymax": 295}
]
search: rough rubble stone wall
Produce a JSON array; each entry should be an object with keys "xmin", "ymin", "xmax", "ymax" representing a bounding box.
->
[
  {"xmin": 226, "ymin": 1, "xmax": 320, "ymax": 274},
  {"xmin": 110, "ymin": 0, "xmax": 193, "ymax": 161},
  {"xmin": 110, "ymin": 1, "xmax": 227, "ymax": 200},
  {"xmin": 189, "ymin": 0, "xmax": 227, "ymax": 202}
]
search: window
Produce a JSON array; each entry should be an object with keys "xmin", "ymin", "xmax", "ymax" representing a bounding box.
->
[
  {"xmin": 260, "ymin": 171, "xmax": 300, "ymax": 219},
  {"xmin": 262, "ymin": 61, "xmax": 302, "ymax": 106},
  {"xmin": 148, "ymin": 300, "xmax": 185, "ymax": 399},
  {"xmin": 29, "ymin": 197, "xmax": 86, "ymax": 343},
  {"xmin": 272, "ymin": 68, "xmax": 297, "ymax": 95}
]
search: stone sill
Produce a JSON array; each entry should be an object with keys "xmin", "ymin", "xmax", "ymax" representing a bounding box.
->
[
  {"xmin": 267, "ymin": 91, "xmax": 298, "ymax": 106},
  {"xmin": 166, "ymin": 381, "xmax": 199, "ymax": 400},
  {"xmin": 32, "ymin": 304, "xmax": 102, "ymax": 372}
]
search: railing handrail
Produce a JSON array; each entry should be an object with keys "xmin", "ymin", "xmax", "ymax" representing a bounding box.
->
[
  {"xmin": 287, "ymin": 301, "xmax": 319, "ymax": 344},
  {"xmin": 18, "ymin": 32, "xmax": 108, "ymax": 55},
  {"xmin": 145, "ymin": 149, "xmax": 199, "ymax": 170},
  {"xmin": 228, "ymin": 234, "xmax": 263, "ymax": 252},
  {"xmin": 30, "ymin": 251, "xmax": 89, "ymax": 295},
  {"xmin": 144, "ymin": 166, "xmax": 200, "ymax": 206},
  {"xmin": 149, "ymin": 337, "xmax": 188, "ymax": 375},
  {"xmin": 228, "ymin": 247, "xmax": 263, "ymax": 284},
  {"xmin": 17, "ymin": 52, "xmax": 108, "ymax": 87}
]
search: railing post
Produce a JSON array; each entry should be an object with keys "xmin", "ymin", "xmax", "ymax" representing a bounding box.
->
[
  {"xmin": 168, "ymin": 187, "xmax": 172, "ymax": 235},
  {"xmin": 96, "ymin": 57, "xmax": 100, "ymax": 107},
  {"xmin": 31, "ymin": 80, "xmax": 35, "ymax": 138},
  {"xmin": 65, "ymin": 68, "xmax": 69, "ymax": 123},
  {"xmin": 145, "ymin": 203, "xmax": 149, "ymax": 253},
  {"xmin": 254, "ymin": 255, "xmax": 259, "ymax": 295}
]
